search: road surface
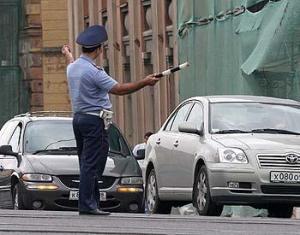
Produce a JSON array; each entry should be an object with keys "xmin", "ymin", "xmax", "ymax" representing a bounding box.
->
[{"xmin": 0, "ymin": 209, "xmax": 299, "ymax": 234}]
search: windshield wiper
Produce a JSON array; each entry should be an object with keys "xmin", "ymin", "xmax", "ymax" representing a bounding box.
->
[
  {"xmin": 58, "ymin": 147, "xmax": 78, "ymax": 151},
  {"xmin": 32, "ymin": 149, "xmax": 57, "ymax": 154},
  {"xmin": 250, "ymin": 128, "xmax": 300, "ymax": 135},
  {"xmin": 32, "ymin": 147, "xmax": 77, "ymax": 155},
  {"xmin": 213, "ymin": 129, "xmax": 250, "ymax": 134}
]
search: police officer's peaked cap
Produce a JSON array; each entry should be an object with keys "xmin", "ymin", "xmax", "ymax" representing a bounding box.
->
[{"xmin": 76, "ymin": 25, "xmax": 108, "ymax": 48}]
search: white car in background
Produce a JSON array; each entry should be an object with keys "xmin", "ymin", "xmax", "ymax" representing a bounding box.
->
[{"xmin": 142, "ymin": 95, "xmax": 300, "ymax": 218}]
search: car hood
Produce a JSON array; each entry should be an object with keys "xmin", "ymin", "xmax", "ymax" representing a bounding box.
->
[
  {"xmin": 25, "ymin": 154, "xmax": 141, "ymax": 177},
  {"xmin": 212, "ymin": 134, "xmax": 300, "ymax": 151}
]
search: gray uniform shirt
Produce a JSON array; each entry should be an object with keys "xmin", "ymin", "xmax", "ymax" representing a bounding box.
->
[{"xmin": 67, "ymin": 55, "xmax": 118, "ymax": 113}]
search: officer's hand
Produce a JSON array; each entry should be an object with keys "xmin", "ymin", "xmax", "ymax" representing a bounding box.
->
[
  {"xmin": 144, "ymin": 74, "xmax": 160, "ymax": 86},
  {"xmin": 61, "ymin": 44, "xmax": 72, "ymax": 55},
  {"xmin": 61, "ymin": 44, "xmax": 74, "ymax": 64}
]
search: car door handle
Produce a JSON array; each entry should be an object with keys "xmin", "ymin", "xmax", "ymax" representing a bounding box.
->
[
  {"xmin": 156, "ymin": 139, "xmax": 161, "ymax": 145},
  {"xmin": 173, "ymin": 140, "xmax": 179, "ymax": 147}
]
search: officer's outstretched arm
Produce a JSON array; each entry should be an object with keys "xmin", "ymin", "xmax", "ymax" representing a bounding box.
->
[{"xmin": 110, "ymin": 74, "xmax": 159, "ymax": 96}]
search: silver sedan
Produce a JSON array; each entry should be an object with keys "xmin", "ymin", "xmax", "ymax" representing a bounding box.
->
[{"xmin": 144, "ymin": 95, "xmax": 300, "ymax": 218}]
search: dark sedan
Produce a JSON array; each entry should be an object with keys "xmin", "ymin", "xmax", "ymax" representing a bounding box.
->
[{"xmin": 0, "ymin": 112, "xmax": 144, "ymax": 212}]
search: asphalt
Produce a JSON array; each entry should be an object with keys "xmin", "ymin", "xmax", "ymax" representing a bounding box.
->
[{"xmin": 0, "ymin": 209, "xmax": 300, "ymax": 235}]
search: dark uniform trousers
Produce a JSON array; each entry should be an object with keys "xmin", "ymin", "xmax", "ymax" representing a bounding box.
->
[{"xmin": 73, "ymin": 113, "xmax": 109, "ymax": 212}]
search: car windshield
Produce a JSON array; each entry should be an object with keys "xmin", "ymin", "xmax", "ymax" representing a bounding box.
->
[
  {"xmin": 210, "ymin": 102, "xmax": 300, "ymax": 134},
  {"xmin": 24, "ymin": 120, "xmax": 131, "ymax": 156}
]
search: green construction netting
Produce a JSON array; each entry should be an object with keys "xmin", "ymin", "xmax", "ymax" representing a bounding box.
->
[{"xmin": 177, "ymin": 0, "xmax": 300, "ymax": 101}]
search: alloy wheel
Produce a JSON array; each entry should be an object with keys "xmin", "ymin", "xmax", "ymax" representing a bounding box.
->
[
  {"xmin": 197, "ymin": 171, "xmax": 208, "ymax": 211},
  {"xmin": 146, "ymin": 172, "xmax": 157, "ymax": 212}
]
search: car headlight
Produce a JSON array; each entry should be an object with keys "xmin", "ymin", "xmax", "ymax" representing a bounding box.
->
[
  {"xmin": 218, "ymin": 148, "xmax": 248, "ymax": 164},
  {"xmin": 22, "ymin": 173, "xmax": 53, "ymax": 182},
  {"xmin": 121, "ymin": 177, "xmax": 143, "ymax": 185}
]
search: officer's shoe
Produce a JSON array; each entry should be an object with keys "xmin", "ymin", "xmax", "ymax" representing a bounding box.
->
[{"xmin": 79, "ymin": 209, "xmax": 110, "ymax": 215}]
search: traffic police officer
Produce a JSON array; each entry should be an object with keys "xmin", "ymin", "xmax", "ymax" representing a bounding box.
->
[{"xmin": 63, "ymin": 25, "xmax": 159, "ymax": 215}]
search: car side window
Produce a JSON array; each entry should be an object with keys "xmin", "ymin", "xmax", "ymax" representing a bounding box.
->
[
  {"xmin": 0, "ymin": 120, "xmax": 19, "ymax": 146},
  {"xmin": 170, "ymin": 102, "xmax": 193, "ymax": 132},
  {"xmin": 186, "ymin": 103, "xmax": 204, "ymax": 129},
  {"xmin": 108, "ymin": 125, "xmax": 131, "ymax": 156},
  {"xmin": 9, "ymin": 124, "xmax": 22, "ymax": 152},
  {"xmin": 164, "ymin": 113, "xmax": 176, "ymax": 131}
]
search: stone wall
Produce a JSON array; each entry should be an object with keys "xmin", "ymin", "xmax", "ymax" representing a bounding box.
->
[
  {"xmin": 21, "ymin": 0, "xmax": 43, "ymax": 111},
  {"xmin": 41, "ymin": 0, "xmax": 70, "ymax": 111},
  {"xmin": 20, "ymin": 0, "xmax": 70, "ymax": 112}
]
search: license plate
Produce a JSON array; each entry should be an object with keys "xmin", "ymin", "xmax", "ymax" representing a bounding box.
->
[
  {"xmin": 69, "ymin": 190, "xmax": 107, "ymax": 201},
  {"xmin": 270, "ymin": 171, "xmax": 300, "ymax": 183}
]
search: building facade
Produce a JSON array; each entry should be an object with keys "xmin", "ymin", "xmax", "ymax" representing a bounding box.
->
[
  {"xmin": 0, "ymin": 0, "xmax": 179, "ymax": 146},
  {"xmin": 67, "ymin": 0, "xmax": 179, "ymax": 145}
]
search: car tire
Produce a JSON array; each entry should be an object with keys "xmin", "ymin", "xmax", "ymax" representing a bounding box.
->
[
  {"xmin": 268, "ymin": 204, "xmax": 293, "ymax": 218},
  {"xmin": 193, "ymin": 165, "xmax": 223, "ymax": 216},
  {"xmin": 145, "ymin": 169, "xmax": 172, "ymax": 214},
  {"xmin": 12, "ymin": 183, "xmax": 25, "ymax": 210}
]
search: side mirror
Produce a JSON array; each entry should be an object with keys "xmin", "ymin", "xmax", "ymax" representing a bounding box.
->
[
  {"xmin": 0, "ymin": 145, "xmax": 21, "ymax": 166},
  {"xmin": 178, "ymin": 122, "xmax": 204, "ymax": 136},
  {"xmin": 134, "ymin": 149, "xmax": 145, "ymax": 160},
  {"xmin": 0, "ymin": 145, "xmax": 18, "ymax": 157}
]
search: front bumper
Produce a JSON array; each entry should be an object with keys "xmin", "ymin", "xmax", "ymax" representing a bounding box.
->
[
  {"xmin": 19, "ymin": 178, "xmax": 144, "ymax": 212},
  {"xmin": 207, "ymin": 163, "xmax": 300, "ymax": 207}
]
